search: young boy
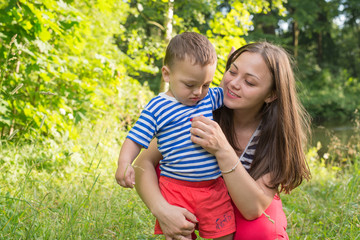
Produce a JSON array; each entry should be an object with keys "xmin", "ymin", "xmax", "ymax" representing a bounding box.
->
[{"xmin": 115, "ymin": 32, "xmax": 235, "ymax": 239}]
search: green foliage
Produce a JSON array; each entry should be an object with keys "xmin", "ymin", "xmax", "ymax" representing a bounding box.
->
[
  {"xmin": 0, "ymin": 0, "xmax": 82, "ymax": 141},
  {"xmin": 299, "ymin": 58, "xmax": 360, "ymax": 121},
  {"xmin": 0, "ymin": 69, "xmax": 154, "ymax": 238},
  {"xmin": 116, "ymin": 0, "xmax": 287, "ymax": 90},
  {"xmin": 0, "ymin": 0, "xmax": 359, "ymax": 238},
  {"xmin": 247, "ymin": 0, "xmax": 360, "ymax": 122},
  {"xmin": 287, "ymin": 0, "xmax": 360, "ymax": 121},
  {"xmin": 0, "ymin": 0, "xmax": 149, "ymax": 143}
]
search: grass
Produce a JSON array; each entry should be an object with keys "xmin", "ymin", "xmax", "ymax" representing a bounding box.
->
[
  {"xmin": 0, "ymin": 118, "xmax": 158, "ymax": 239},
  {"xmin": 1, "ymin": 117, "xmax": 359, "ymax": 239},
  {"xmin": 283, "ymin": 148, "xmax": 360, "ymax": 239}
]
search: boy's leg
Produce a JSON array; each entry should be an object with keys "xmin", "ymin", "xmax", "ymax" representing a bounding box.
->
[
  {"xmin": 196, "ymin": 177, "xmax": 235, "ymax": 239},
  {"xmin": 154, "ymin": 176, "xmax": 197, "ymax": 237}
]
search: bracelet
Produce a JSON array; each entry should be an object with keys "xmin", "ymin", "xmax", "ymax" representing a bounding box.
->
[{"xmin": 221, "ymin": 161, "xmax": 240, "ymax": 174}]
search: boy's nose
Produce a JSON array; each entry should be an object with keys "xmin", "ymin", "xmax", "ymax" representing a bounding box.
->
[{"xmin": 193, "ymin": 87, "xmax": 202, "ymax": 96}]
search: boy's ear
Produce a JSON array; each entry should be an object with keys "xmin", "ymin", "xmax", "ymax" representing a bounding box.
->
[
  {"xmin": 162, "ymin": 66, "xmax": 171, "ymax": 83},
  {"xmin": 265, "ymin": 91, "xmax": 277, "ymax": 104}
]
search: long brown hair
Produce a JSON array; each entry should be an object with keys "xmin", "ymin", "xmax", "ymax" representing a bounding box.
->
[{"xmin": 214, "ymin": 42, "xmax": 311, "ymax": 193}]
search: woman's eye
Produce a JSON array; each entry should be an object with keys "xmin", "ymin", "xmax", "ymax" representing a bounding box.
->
[
  {"xmin": 228, "ymin": 70, "xmax": 236, "ymax": 75},
  {"xmin": 245, "ymin": 80, "xmax": 254, "ymax": 86}
]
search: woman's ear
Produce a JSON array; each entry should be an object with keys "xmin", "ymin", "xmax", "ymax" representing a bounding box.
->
[
  {"xmin": 265, "ymin": 91, "xmax": 277, "ymax": 104},
  {"xmin": 162, "ymin": 66, "xmax": 171, "ymax": 83}
]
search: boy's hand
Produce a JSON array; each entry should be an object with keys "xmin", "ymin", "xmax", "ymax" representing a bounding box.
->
[{"xmin": 115, "ymin": 163, "xmax": 135, "ymax": 188}]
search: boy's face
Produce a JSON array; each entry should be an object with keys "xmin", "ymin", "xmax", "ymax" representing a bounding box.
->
[{"xmin": 162, "ymin": 57, "xmax": 216, "ymax": 106}]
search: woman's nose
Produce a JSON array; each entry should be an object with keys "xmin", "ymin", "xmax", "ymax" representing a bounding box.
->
[{"xmin": 229, "ymin": 77, "xmax": 241, "ymax": 90}]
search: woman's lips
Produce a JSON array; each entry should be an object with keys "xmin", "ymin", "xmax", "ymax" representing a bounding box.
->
[{"xmin": 227, "ymin": 89, "xmax": 240, "ymax": 99}]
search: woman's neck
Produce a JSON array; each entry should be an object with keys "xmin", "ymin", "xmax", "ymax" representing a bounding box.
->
[
  {"xmin": 232, "ymin": 109, "xmax": 261, "ymax": 130},
  {"xmin": 230, "ymin": 109, "xmax": 261, "ymax": 156}
]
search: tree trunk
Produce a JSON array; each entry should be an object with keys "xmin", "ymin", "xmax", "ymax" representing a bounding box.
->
[
  {"xmin": 292, "ymin": 20, "xmax": 299, "ymax": 58},
  {"xmin": 159, "ymin": 0, "xmax": 174, "ymax": 93}
]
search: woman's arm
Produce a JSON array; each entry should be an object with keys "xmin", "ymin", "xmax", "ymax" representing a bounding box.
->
[
  {"xmin": 190, "ymin": 116, "xmax": 276, "ymax": 220},
  {"xmin": 134, "ymin": 139, "xmax": 198, "ymax": 239}
]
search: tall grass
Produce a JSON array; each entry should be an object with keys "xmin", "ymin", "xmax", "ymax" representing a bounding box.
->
[
  {"xmin": 0, "ymin": 117, "xmax": 159, "ymax": 239},
  {"xmin": 1, "ymin": 103, "xmax": 360, "ymax": 240},
  {"xmin": 284, "ymin": 113, "xmax": 360, "ymax": 239},
  {"xmin": 1, "ymin": 116, "xmax": 359, "ymax": 239},
  {"xmin": 283, "ymin": 147, "xmax": 359, "ymax": 239},
  {"xmin": 0, "ymin": 32, "xmax": 159, "ymax": 238}
]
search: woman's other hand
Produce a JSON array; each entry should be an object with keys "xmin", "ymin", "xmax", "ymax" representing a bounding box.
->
[{"xmin": 155, "ymin": 204, "xmax": 197, "ymax": 240}]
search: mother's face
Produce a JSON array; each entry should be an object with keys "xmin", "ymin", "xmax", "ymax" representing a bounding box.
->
[{"xmin": 221, "ymin": 52, "xmax": 275, "ymax": 112}]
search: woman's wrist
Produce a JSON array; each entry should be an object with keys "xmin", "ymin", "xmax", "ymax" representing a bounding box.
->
[
  {"xmin": 149, "ymin": 197, "xmax": 170, "ymax": 219},
  {"xmin": 221, "ymin": 160, "xmax": 240, "ymax": 174},
  {"xmin": 215, "ymin": 146, "xmax": 240, "ymax": 172}
]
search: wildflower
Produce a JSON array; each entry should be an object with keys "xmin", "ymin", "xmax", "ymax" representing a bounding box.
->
[{"xmin": 59, "ymin": 108, "xmax": 66, "ymax": 115}]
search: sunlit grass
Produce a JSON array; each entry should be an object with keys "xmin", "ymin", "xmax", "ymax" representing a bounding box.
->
[
  {"xmin": 0, "ymin": 118, "xmax": 158, "ymax": 239},
  {"xmin": 1, "ymin": 117, "xmax": 359, "ymax": 239},
  {"xmin": 283, "ymin": 147, "xmax": 360, "ymax": 240}
]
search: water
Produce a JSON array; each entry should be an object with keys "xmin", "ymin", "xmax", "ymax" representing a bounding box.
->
[{"xmin": 311, "ymin": 121, "xmax": 357, "ymax": 156}]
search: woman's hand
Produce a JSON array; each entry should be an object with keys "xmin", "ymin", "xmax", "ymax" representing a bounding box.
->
[
  {"xmin": 190, "ymin": 115, "xmax": 232, "ymax": 156},
  {"xmin": 155, "ymin": 204, "xmax": 197, "ymax": 240}
]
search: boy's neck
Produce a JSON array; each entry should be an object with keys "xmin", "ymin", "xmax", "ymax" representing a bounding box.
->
[{"xmin": 164, "ymin": 90, "xmax": 173, "ymax": 97}]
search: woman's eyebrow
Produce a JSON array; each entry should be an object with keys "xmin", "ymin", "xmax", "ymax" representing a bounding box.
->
[
  {"xmin": 246, "ymin": 73, "xmax": 260, "ymax": 81},
  {"xmin": 232, "ymin": 63, "xmax": 260, "ymax": 80}
]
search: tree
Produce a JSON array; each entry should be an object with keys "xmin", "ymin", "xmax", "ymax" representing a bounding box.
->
[
  {"xmin": 0, "ymin": 0, "xmax": 133, "ymax": 140},
  {"xmin": 118, "ymin": 0, "xmax": 286, "ymax": 91}
]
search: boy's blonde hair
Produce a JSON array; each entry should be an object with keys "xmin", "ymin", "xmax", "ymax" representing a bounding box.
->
[{"xmin": 164, "ymin": 32, "xmax": 217, "ymax": 69}]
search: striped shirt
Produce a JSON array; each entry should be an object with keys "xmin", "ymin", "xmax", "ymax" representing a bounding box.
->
[
  {"xmin": 127, "ymin": 87, "xmax": 224, "ymax": 181},
  {"xmin": 239, "ymin": 124, "xmax": 261, "ymax": 170}
]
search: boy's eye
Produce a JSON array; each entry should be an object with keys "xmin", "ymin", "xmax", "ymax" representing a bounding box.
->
[
  {"xmin": 185, "ymin": 84, "xmax": 194, "ymax": 87},
  {"xmin": 203, "ymin": 84, "xmax": 210, "ymax": 88}
]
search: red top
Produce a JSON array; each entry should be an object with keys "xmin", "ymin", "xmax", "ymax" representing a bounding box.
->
[{"xmin": 233, "ymin": 194, "xmax": 289, "ymax": 240}]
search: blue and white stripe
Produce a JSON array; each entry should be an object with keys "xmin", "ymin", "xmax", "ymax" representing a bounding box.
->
[
  {"xmin": 127, "ymin": 87, "xmax": 224, "ymax": 181},
  {"xmin": 239, "ymin": 124, "xmax": 261, "ymax": 170}
]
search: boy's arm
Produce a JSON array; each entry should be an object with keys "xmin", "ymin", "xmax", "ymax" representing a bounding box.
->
[
  {"xmin": 115, "ymin": 138, "xmax": 142, "ymax": 188},
  {"xmin": 209, "ymin": 87, "xmax": 224, "ymax": 111}
]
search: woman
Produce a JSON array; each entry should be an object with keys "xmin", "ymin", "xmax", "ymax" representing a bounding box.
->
[{"xmin": 134, "ymin": 42, "xmax": 311, "ymax": 240}]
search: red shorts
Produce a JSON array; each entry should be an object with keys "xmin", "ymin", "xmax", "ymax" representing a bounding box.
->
[{"xmin": 154, "ymin": 176, "xmax": 235, "ymax": 239}]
